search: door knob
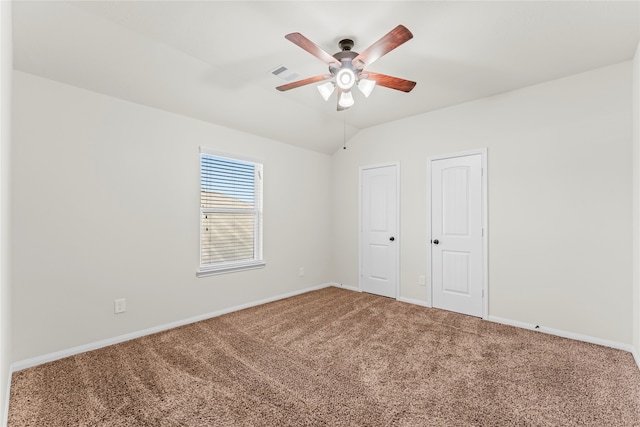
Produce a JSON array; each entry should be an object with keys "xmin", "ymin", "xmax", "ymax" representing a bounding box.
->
[
  {"xmin": 432, "ymin": 239, "xmax": 439, "ymax": 245},
  {"xmin": 389, "ymin": 236, "xmax": 395, "ymax": 241}
]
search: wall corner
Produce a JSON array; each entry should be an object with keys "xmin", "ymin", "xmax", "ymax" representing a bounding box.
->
[
  {"xmin": 632, "ymin": 41, "xmax": 640, "ymax": 367},
  {"xmin": 1, "ymin": 0, "xmax": 13, "ymax": 424}
]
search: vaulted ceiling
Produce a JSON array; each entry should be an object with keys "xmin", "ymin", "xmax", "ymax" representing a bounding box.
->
[{"xmin": 12, "ymin": 1, "xmax": 640, "ymax": 154}]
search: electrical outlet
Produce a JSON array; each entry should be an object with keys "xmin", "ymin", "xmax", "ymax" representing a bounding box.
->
[
  {"xmin": 114, "ymin": 298, "xmax": 126, "ymax": 314},
  {"xmin": 418, "ymin": 275, "xmax": 426, "ymax": 286},
  {"xmin": 298, "ymin": 267, "xmax": 305, "ymax": 277}
]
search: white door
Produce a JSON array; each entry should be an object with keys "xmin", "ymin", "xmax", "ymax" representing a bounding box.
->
[
  {"xmin": 431, "ymin": 153, "xmax": 484, "ymax": 317},
  {"xmin": 361, "ymin": 164, "xmax": 398, "ymax": 298}
]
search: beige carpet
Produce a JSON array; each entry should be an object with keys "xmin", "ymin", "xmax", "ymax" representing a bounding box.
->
[{"xmin": 8, "ymin": 287, "xmax": 640, "ymax": 426}]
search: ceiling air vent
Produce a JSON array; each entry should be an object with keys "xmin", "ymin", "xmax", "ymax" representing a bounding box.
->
[{"xmin": 271, "ymin": 65, "xmax": 300, "ymax": 82}]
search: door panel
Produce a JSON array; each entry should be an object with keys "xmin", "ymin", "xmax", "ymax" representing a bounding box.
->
[
  {"xmin": 431, "ymin": 154, "xmax": 483, "ymax": 317},
  {"xmin": 442, "ymin": 251, "xmax": 470, "ymax": 294},
  {"xmin": 361, "ymin": 165, "xmax": 398, "ymax": 298},
  {"xmin": 442, "ymin": 166, "xmax": 469, "ymax": 236},
  {"xmin": 370, "ymin": 175, "xmax": 388, "ymax": 230}
]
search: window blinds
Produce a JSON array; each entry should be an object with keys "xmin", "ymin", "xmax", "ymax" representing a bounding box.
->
[{"xmin": 200, "ymin": 154, "xmax": 263, "ymax": 270}]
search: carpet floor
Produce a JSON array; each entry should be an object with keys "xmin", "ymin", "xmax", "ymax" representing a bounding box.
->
[{"xmin": 8, "ymin": 287, "xmax": 640, "ymax": 426}]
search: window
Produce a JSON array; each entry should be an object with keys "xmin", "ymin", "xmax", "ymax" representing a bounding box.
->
[{"xmin": 197, "ymin": 148, "xmax": 264, "ymax": 276}]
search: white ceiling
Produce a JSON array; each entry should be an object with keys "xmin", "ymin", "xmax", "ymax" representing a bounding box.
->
[{"xmin": 12, "ymin": 1, "xmax": 640, "ymax": 154}]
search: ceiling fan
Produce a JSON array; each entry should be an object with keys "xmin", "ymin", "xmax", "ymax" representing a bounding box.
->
[{"xmin": 276, "ymin": 25, "xmax": 417, "ymax": 111}]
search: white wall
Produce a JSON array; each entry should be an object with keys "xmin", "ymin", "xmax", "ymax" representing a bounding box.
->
[
  {"xmin": 11, "ymin": 71, "xmax": 333, "ymax": 362},
  {"xmin": 332, "ymin": 62, "xmax": 633, "ymax": 344},
  {"xmin": 0, "ymin": 0, "xmax": 12, "ymax": 422},
  {"xmin": 633, "ymin": 42, "xmax": 640, "ymax": 358},
  {"xmin": 9, "ymin": 49, "xmax": 637, "ymax": 371}
]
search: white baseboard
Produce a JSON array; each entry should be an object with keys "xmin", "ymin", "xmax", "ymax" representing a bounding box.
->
[
  {"xmin": 488, "ymin": 315, "xmax": 635, "ymax": 355},
  {"xmin": 632, "ymin": 346, "xmax": 640, "ymax": 372},
  {"xmin": 330, "ymin": 282, "xmax": 360, "ymax": 292},
  {"xmin": 396, "ymin": 296, "xmax": 430, "ymax": 308},
  {"xmin": 12, "ymin": 282, "xmax": 334, "ymax": 372}
]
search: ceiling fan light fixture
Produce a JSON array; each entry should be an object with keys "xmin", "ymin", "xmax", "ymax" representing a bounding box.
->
[
  {"xmin": 357, "ymin": 78, "xmax": 376, "ymax": 98},
  {"xmin": 338, "ymin": 90, "xmax": 355, "ymax": 108},
  {"xmin": 317, "ymin": 81, "xmax": 335, "ymax": 101},
  {"xmin": 336, "ymin": 68, "xmax": 356, "ymax": 90}
]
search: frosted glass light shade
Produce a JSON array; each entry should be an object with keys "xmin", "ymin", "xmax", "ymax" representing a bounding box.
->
[
  {"xmin": 336, "ymin": 69, "xmax": 356, "ymax": 90},
  {"xmin": 357, "ymin": 79, "xmax": 376, "ymax": 98},
  {"xmin": 338, "ymin": 91, "xmax": 354, "ymax": 108},
  {"xmin": 317, "ymin": 82, "xmax": 335, "ymax": 101}
]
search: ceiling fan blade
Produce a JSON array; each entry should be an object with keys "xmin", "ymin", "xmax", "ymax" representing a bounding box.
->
[
  {"xmin": 365, "ymin": 72, "xmax": 416, "ymax": 93},
  {"xmin": 276, "ymin": 75, "xmax": 332, "ymax": 91},
  {"xmin": 352, "ymin": 25, "xmax": 413, "ymax": 69},
  {"xmin": 285, "ymin": 33, "xmax": 341, "ymax": 68}
]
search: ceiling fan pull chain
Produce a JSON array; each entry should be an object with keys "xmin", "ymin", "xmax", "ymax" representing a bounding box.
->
[{"xmin": 343, "ymin": 119, "xmax": 347, "ymax": 150}]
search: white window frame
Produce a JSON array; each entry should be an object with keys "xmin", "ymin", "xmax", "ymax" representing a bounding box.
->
[{"xmin": 197, "ymin": 147, "xmax": 265, "ymax": 277}]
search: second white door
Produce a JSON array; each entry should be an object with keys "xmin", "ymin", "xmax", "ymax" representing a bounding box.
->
[
  {"xmin": 361, "ymin": 164, "xmax": 398, "ymax": 299},
  {"xmin": 431, "ymin": 153, "xmax": 484, "ymax": 317}
]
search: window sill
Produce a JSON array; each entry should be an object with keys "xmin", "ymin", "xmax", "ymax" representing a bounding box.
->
[{"xmin": 196, "ymin": 261, "xmax": 266, "ymax": 277}]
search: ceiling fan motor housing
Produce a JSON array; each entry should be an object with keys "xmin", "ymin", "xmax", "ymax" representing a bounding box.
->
[
  {"xmin": 332, "ymin": 55, "xmax": 357, "ymax": 79},
  {"xmin": 332, "ymin": 39, "xmax": 361, "ymax": 73},
  {"xmin": 332, "ymin": 49, "xmax": 359, "ymax": 96}
]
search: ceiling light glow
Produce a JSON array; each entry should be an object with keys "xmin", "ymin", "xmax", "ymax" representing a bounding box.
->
[{"xmin": 336, "ymin": 69, "xmax": 356, "ymax": 90}]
